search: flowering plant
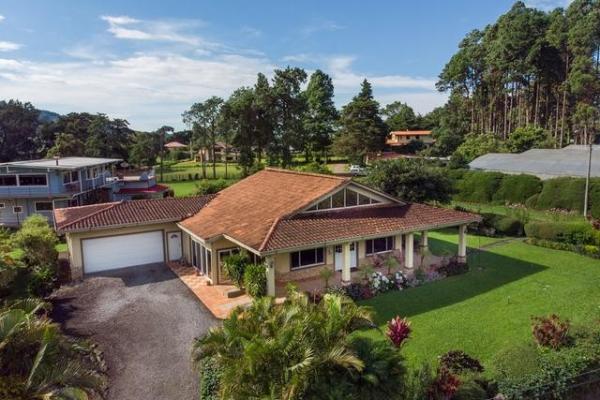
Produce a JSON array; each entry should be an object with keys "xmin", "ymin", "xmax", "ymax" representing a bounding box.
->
[{"xmin": 387, "ymin": 316, "xmax": 411, "ymax": 348}]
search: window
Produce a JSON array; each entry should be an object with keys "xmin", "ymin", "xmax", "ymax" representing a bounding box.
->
[
  {"xmin": 0, "ymin": 203, "xmax": 4, "ymax": 209},
  {"xmin": 331, "ymin": 190, "xmax": 345, "ymax": 208},
  {"xmin": 366, "ymin": 236, "xmax": 395, "ymax": 255},
  {"xmin": 218, "ymin": 248, "xmax": 240, "ymax": 265},
  {"xmin": 13, "ymin": 206, "xmax": 23, "ymax": 214},
  {"xmin": 86, "ymin": 168, "xmax": 99, "ymax": 180},
  {"xmin": 35, "ymin": 202, "xmax": 53, "ymax": 212},
  {"xmin": 63, "ymin": 171, "xmax": 79, "ymax": 184},
  {"xmin": 0, "ymin": 175, "xmax": 17, "ymax": 186},
  {"xmin": 345, "ymin": 189, "xmax": 358, "ymax": 206},
  {"xmin": 317, "ymin": 197, "xmax": 331, "ymax": 210},
  {"xmin": 291, "ymin": 247, "xmax": 325, "ymax": 269},
  {"xmin": 18, "ymin": 174, "xmax": 47, "ymax": 186},
  {"xmin": 358, "ymin": 193, "xmax": 371, "ymax": 205}
]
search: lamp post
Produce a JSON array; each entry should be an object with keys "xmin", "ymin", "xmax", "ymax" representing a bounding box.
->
[{"xmin": 584, "ymin": 138, "xmax": 593, "ymax": 219}]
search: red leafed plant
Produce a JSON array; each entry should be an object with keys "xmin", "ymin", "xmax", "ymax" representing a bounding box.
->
[
  {"xmin": 429, "ymin": 366, "xmax": 461, "ymax": 400},
  {"xmin": 531, "ymin": 314, "xmax": 570, "ymax": 349},
  {"xmin": 387, "ymin": 316, "xmax": 411, "ymax": 348}
]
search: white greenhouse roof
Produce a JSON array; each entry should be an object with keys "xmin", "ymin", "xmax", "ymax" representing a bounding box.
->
[{"xmin": 469, "ymin": 145, "xmax": 600, "ymax": 180}]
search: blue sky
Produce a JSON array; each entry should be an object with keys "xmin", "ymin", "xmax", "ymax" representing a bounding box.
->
[{"xmin": 0, "ymin": 0, "xmax": 570, "ymax": 130}]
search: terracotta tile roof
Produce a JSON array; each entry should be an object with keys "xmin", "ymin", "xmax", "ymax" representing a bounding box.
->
[
  {"xmin": 54, "ymin": 195, "xmax": 215, "ymax": 233},
  {"xmin": 164, "ymin": 141, "xmax": 188, "ymax": 148},
  {"xmin": 262, "ymin": 203, "xmax": 481, "ymax": 252},
  {"xmin": 179, "ymin": 168, "xmax": 349, "ymax": 250},
  {"xmin": 390, "ymin": 130, "xmax": 432, "ymax": 136}
]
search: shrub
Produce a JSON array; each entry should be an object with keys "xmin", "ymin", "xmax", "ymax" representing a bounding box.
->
[
  {"xmin": 532, "ymin": 314, "xmax": 571, "ymax": 349},
  {"xmin": 533, "ymin": 177, "xmax": 586, "ymax": 212},
  {"xmin": 438, "ymin": 258, "xmax": 469, "ymax": 276},
  {"xmin": 319, "ymin": 267, "xmax": 334, "ymax": 289},
  {"xmin": 295, "ymin": 162, "xmax": 332, "ymax": 175},
  {"xmin": 494, "ymin": 216, "xmax": 524, "ymax": 236},
  {"xmin": 387, "ymin": 316, "xmax": 411, "ymax": 348},
  {"xmin": 439, "ymin": 351, "xmax": 484, "ymax": 374},
  {"xmin": 524, "ymin": 221, "xmax": 595, "ymax": 245},
  {"xmin": 493, "ymin": 174, "xmax": 542, "ymax": 205},
  {"xmin": 222, "ymin": 253, "xmax": 248, "ymax": 289},
  {"xmin": 199, "ymin": 356, "xmax": 221, "ymax": 400},
  {"xmin": 243, "ymin": 264, "xmax": 267, "ymax": 298},
  {"xmin": 12, "ymin": 215, "xmax": 58, "ymax": 269},
  {"xmin": 27, "ymin": 264, "xmax": 58, "ymax": 297},
  {"xmin": 195, "ymin": 179, "xmax": 232, "ymax": 195},
  {"xmin": 455, "ymin": 171, "xmax": 504, "ymax": 203},
  {"xmin": 429, "ymin": 367, "xmax": 461, "ymax": 399}
]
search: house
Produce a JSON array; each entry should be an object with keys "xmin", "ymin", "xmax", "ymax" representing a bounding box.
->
[
  {"xmin": 469, "ymin": 145, "xmax": 600, "ymax": 180},
  {"xmin": 386, "ymin": 130, "xmax": 434, "ymax": 147},
  {"xmin": 197, "ymin": 142, "xmax": 239, "ymax": 163},
  {"xmin": 55, "ymin": 169, "xmax": 479, "ymax": 295},
  {"xmin": 164, "ymin": 141, "xmax": 188, "ymax": 151},
  {"xmin": 0, "ymin": 157, "xmax": 121, "ymax": 226},
  {"xmin": 112, "ymin": 169, "xmax": 171, "ymax": 200}
]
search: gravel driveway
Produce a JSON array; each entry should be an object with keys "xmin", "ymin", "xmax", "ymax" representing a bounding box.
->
[{"xmin": 51, "ymin": 263, "xmax": 218, "ymax": 400}]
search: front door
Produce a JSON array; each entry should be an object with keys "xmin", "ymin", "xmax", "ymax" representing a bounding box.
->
[
  {"xmin": 349, "ymin": 242, "xmax": 357, "ymax": 268},
  {"xmin": 167, "ymin": 232, "xmax": 182, "ymax": 261},
  {"xmin": 334, "ymin": 245, "xmax": 343, "ymax": 271},
  {"xmin": 334, "ymin": 243, "xmax": 358, "ymax": 271}
]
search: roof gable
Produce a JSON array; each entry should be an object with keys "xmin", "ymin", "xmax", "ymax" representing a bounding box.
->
[
  {"xmin": 300, "ymin": 182, "xmax": 399, "ymax": 213},
  {"xmin": 179, "ymin": 168, "xmax": 348, "ymax": 250}
]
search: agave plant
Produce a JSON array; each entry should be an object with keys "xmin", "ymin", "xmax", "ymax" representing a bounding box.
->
[{"xmin": 0, "ymin": 299, "xmax": 106, "ymax": 400}]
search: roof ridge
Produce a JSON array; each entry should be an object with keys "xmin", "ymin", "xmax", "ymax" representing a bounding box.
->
[
  {"xmin": 58, "ymin": 201, "xmax": 122, "ymax": 230},
  {"xmin": 258, "ymin": 216, "xmax": 282, "ymax": 252},
  {"xmin": 263, "ymin": 167, "xmax": 348, "ymax": 181}
]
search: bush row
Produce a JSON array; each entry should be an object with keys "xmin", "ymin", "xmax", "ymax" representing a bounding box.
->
[{"xmin": 454, "ymin": 170, "xmax": 600, "ymax": 218}]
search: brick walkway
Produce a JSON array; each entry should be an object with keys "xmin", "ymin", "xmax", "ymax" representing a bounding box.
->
[{"xmin": 167, "ymin": 262, "xmax": 252, "ymax": 319}]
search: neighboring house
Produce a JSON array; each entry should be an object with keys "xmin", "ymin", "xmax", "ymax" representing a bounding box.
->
[
  {"xmin": 113, "ymin": 169, "xmax": 171, "ymax": 201},
  {"xmin": 386, "ymin": 130, "xmax": 434, "ymax": 147},
  {"xmin": 55, "ymin": 169, "xmax": 479, "ymax": 294},
  {"xmin": 469, "ymin": 145, "xmax": 600, "ymax": 180},
  {"xmin": 0, "ymin": 157, "xmax": 121, "ymax": 226},
  {"xmin": 197, "ymin": 142, "xmax": 239, "ymax": 163},
  {"xmin": 164, "ymin": 141, "xmax": 188, "ymax": 151}
]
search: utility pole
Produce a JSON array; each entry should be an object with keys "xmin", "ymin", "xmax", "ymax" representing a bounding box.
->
[{"xmin": 584, "ymin": 135, "xmax": 592, "ymax": 219}]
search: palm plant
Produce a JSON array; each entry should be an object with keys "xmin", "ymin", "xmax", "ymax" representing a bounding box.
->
[
  {"xmin": 0, "ymin": 299, "xmax": 106, "ymax": 399},
  {"xmin": 319, "ymin": 267, "xmax": 334, "ymax": 289},
  {"xmin": 192, "ymin": 288, "xmax": 380, "ymax": 400}
]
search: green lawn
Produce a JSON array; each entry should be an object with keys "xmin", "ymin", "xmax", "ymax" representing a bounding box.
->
[
  {"xmin": 360, "ymin": 230, "xmax": 600, "ymax": 370},
  {"xmin": 452, "ymin": 200, "xmax": 583, "ymax": 222},
  {"xmin": 157, "ymin": 160, "xmax": 241, "ymax": 181}
]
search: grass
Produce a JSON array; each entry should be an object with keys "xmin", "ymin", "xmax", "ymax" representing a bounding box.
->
[
  {"xmin": 157, "ymin": 160, "xmax": 241, "ymax": 182},
  {"xmin": 452, "ymin": 200, "xmax": 583, "ymax": 223},
  {"xmin": 359, "ymin": 230, "xmax": 600, "ymax": 370}
]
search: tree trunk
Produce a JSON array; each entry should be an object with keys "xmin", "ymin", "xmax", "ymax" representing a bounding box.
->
[{"xmin": 560, "ymin": 54, "xmax": 569, "ymax": 148}]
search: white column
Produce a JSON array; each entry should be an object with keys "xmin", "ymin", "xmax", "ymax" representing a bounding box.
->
[
  {"xmin": 342, "ymin": 242, "xmax": 352, "ymax": 284},
  {"xmin": 404, "ymin": 233, "xmax": 414, "ymax": 269},
  {"xmin": 458, "ymin": 224, "xmax": 467, "ymax": 260},
  {"xmin": 265, "ymin": 256, "xmax": 276, "ymax": 297},
  {"xmin": 394, "ymin": 234, "xmax": 403, "ymax": 250},
  {"xmin": 421, "ymin": 231, "xmax": 428, "ymax": 250}
]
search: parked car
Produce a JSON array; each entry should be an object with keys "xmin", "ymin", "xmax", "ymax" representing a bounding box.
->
[{"xmin": 349, "ymin": 165, "xmax": 366, "ymax": 175}]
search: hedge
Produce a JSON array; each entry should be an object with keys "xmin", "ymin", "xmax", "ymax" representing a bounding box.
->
[
  {"xmin": 455, "ymin": 171, "xmax": 504, "ymax": 203},
  {"xmin": 524, "ymin": 221, "xmax": 598, "ymax": 246},
  {"xmin": 478, "ymin": 213, "xmax": 525, "ymax": 236},
  {"xmin": 493, "ymin": 174, "xmax": 542, "ymax": 204},
  {"xmin": 531, "ymin": 177, "xmax": 586, "ymax": 212}
]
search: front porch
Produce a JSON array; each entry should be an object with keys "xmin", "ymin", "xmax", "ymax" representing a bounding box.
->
[{"xmin": 274, "ymin": 249, "xmax": 446, "ymax": 297}]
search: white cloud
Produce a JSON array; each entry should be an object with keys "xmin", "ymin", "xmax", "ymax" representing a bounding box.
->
[
  {"xmin": 0, "ymin": 15, "xmax": 5, "ymax": 22},
  {"xmin": 282, "ymin": 53, "xmax": 313, "ymax": 63},
  {"xmin": 301, "ymin": 20, "xmax": 345, "ymax": 36},
  {"xmin": 523, "ymin": 0, "xmax": 572, "ymax": 10},
  {"xmin": 0, "ymin": 41, "xmax": 21, "ymax": 51},
  {"xmin": 326, "ymin": 56, "xmax": 437, "ymax": 91},
  {"xmin": 0, "ymin": 53, "xmax": 275, "ymax": 130},
  {"xmin": 100, "ymin": 15, "xmax": 208, "ymax": 47}
]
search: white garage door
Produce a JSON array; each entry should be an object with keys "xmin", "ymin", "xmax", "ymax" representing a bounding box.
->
[{"xmin": 82, "ymin": 231, "xmax": 164, "ymax": 273}]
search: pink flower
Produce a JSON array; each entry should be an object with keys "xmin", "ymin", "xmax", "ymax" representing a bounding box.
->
[{"xmin": 387, "ymin": 316, "xmax": 411, "ymax": 347}]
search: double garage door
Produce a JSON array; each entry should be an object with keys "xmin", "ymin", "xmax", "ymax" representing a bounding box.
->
[{"xmin": 82, "ymin": 231, "xmax": 165, "ymax": 274}]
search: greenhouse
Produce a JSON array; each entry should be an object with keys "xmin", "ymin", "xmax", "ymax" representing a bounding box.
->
[{"xmin": 469, "ymin": 145, "xmax": 600, "ymax": 180}]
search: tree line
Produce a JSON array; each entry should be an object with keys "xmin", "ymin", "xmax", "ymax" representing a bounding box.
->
[{"xmin": 432, "ymin": 0, "xmax": 599, "ymax": 157}]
